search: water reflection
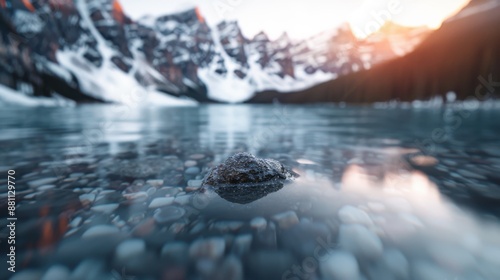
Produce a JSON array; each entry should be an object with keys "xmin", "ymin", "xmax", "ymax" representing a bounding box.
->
[
  {"xmin": 196, "ymin": 149, "xmax": 500, "ymax": 279},
  {"xmin": 0, "ymin": 105, "xmax": 499, "ymax": 279}
]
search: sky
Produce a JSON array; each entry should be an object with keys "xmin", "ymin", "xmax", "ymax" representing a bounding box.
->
[{"xmin": 120, "ymin": 0, "xmax": 471, "ymax": 39}]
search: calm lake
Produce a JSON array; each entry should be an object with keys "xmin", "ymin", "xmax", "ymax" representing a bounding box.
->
[{"xmin": 1, "ymin": 104, "xmax": 500, "ymax": 280}]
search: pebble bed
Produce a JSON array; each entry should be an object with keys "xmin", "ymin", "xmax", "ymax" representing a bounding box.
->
[
  {"xmin": 1, "ymin": 144, "xmax": 499, "ymax": 280},
  {"xmin": 1, "ymin": 106, "xmax": 500, "ymax": 280}
]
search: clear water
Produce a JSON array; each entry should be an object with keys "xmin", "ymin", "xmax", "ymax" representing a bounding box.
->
[{"xmin": 1, "ymin": 104, "xmax": 500, "ymax": 280}]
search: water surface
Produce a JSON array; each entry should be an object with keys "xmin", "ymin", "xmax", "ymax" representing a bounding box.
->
[{"xmin": 1, "ymin": 104, "xmax": 500, "ymax": 280}]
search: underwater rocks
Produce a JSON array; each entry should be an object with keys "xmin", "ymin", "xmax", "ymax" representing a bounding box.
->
[{"xmin": 201, "ymin": 152, "xmax": 298, "ymax": 204}]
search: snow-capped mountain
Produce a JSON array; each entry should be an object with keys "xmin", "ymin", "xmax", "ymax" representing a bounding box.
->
[{"xmin": 0, "ymin": 0, "xmax": 430, "ymax": 105}]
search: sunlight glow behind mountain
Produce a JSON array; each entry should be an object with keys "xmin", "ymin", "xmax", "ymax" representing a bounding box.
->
[
  {"xmin": 114, "ymin": 0, "xmax": 468, "ymax": 39},
  {"xmin": 348, "ymin": 0, "xmax": 471, "ymax": 38}
]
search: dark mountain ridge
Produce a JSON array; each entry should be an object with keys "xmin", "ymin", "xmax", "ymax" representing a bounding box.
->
[{"xmin": 248, "ymin": 1, "xmax": 500, "ymax": 103}]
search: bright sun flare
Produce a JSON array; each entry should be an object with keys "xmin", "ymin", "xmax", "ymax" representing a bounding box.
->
[
  {"xmin": 348, "ymin": 0, "xmax": 471, "ymax": 38},
  {"xmin": 120, "ymin": 0, "xmax": 472, "ymax": 40}
]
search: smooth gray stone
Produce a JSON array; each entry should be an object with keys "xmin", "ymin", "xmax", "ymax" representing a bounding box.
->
[
  {"xmin": 339, "ymin": 224, "xmax": 383, "ymax": 260},
  {"xmin": 320, "ymin": 251, "xmax": 360, "ymax": 280},
  {"xmin": 41, "ymin": 265, "xmax": 71, "ymax": 280}
]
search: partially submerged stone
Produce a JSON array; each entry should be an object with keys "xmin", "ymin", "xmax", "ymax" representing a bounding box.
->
[{"xmin": 201, "ymin": 152, "xmax": 298, "ymax": 204}]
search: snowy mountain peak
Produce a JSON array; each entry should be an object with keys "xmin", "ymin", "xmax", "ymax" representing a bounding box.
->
[{"xmin": 0, "ymin": 0, "xmax": 430, "ymax": 105}]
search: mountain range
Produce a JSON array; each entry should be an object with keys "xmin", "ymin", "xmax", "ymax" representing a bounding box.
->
[
  {"xmin": 0, "ymin": 0, "xmax": 430, "ymax": 105},
  {"xmin": 248, "ymin": 0, "xmax": 500, "ymax": 104}
]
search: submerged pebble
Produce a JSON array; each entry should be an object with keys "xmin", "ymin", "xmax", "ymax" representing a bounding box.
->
[
  {"xmin": 149, "ymin": 197, "xmax": 175, "ymax": 208},
  {"xmin": 216, "ymin": 256, "xmax": 244, "ymax": 280},
  {"xmin": 11, "ymin": 270, "xmax": 43, "ymax": 280},
  {"xmin": 247, "ymin": 250, "xmax": 295, "ymax": 280},
  {"xmin": 412, "ymin": 260, "xmax": 453, "ymax": 280},
  {"xmin": 320, "ymin": 251, "xmax": 360, "ymax": 280},
  {"xmin": 115, "ymin": 239, "xmax": 146, "ymax": 263},
  {"xmin": 91, "ymin": 203, "xmax": 119, "ymax": 214},
  {"xmin": 153, "ymin": 206, "xmax": 186, "ymax": 225},
  {"xmin": 250, "ymin": 217, "xmax": 267, "ymax": 231},
  {"xmin": 338, "ymin": 205, "xmax": 374, "ymax": 226},
  {"xmin": 28, "ymin": 177, "xmax": 58, "ymax": 188},
  {"xmin": 339, "ymin": 224, "xmax": 383, "ymax": 260},
  {"xmin": 212, "ymin": 221, "xmax": 244, "ymax": 232},
  {"xmin": 82, "ymin": 225, "xmax": 120, "ymax": 238},
  {"xmin": 189, "ymin": 238, "xmax": 226, "ymax": 260},
  {"xmin": 232, "ymin": 234, "xmax": 253, "ymax": 256},
  {"xmin": 41, "ymin": 265, "xmax": 70, "ymax": 280},
  {"xmin": 161, "ymin": 242, "xmax": 189, "ymax": 263},
  {"xmin": 272, "ymin": 211, "xmax": 299, "ymax": 229}
]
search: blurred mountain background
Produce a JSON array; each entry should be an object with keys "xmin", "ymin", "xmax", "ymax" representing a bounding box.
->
[
  {"xmin": 249, "ymin": 0, "xmax": 500, "ymax": 103},
  {"xmin": 0, "ymin": 0, "xmax": 497, "ymax": 105}
]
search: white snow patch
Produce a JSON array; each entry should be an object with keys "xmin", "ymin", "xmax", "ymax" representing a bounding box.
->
[
  {"xmin": 0, "ymin": 84, "xmax": 74, "ymax": 107},
  {"xmin": 198, "ymin": 67, "xmax": 254, "ymax": 103}
]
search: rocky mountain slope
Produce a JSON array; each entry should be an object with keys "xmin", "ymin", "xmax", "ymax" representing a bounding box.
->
[{"xmin": 0, "ymin": 0, "xmax": 429, "ymax": 105}]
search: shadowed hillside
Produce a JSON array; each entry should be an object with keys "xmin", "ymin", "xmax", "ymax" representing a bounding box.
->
[{"xmin": 248, "ymin": 2, "xmax": 500, "ymax": 103}]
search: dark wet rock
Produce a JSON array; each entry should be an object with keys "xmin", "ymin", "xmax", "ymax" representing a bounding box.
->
[
  {"xmin": 203, "ymin": 152, "xmax": 297, "ymax": 185},
  {"xmin": 153, "ymin": 206, "xmax": 186, "ymax": 225},
  {"xmin": 201, "ymin": 152, "xmax": 298, "ymax": 204}
]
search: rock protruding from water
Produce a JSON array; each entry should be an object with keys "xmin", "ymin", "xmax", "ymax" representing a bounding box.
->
[{"xmin": 201, "ymin": 152, "xmax": 298, "ymax": 204}]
